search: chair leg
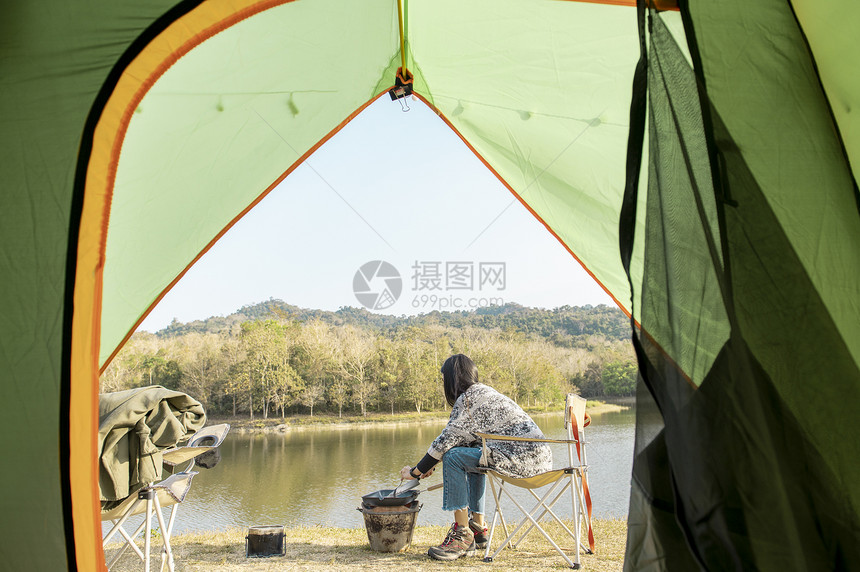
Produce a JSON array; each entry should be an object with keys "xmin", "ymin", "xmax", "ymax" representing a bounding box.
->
[
  {"xmin": 484, "ymin": 475, "xmax": 503, "ymax": 561},
  {"xmin": 573, "ymin": 472, "xmax": 582, "ymax": 558},
  {"xmin": 514, "ymin": 481, "xmax": 577, "ymax": 547},
  {"xmin": 150, "ymin": 495, "xmax": 175, "ymax": 572},
  {"xmin": 509, "ymin": 479, "xmax": 566, "ymax": 547},
  {"xmin": 143, "ymin": 490, "xmax": 155, "ymax": 572},
  {"xmin": 115, "ymin": 519, "xmax": 147, "ymax": 560},
  {"xmin": 575, "ymin": 472, "xmax": 593, "ymax": 553},
  {"xmin": 487, "ymin": 479, "xmax": 577, "ymax": 568},
  {"xmin": 495, "ymin": 480, "xmax": 511, "ymax": 541},
  {"xmin": 106, "ymin": 517, "xmax": 148, "ymax": 570},
  {"xmin": 103, "ymin": 499, "xmax": 142, "ymax": 546},
  {"xmin": 104, "ymin": 499, "xmax": 146, "ymax": 570},
  {"xmin": 160, "ymin": 504, "xmax": 180, "ymax": 572},
  {"xmin": 487, "ymin": 486, "xmax": 534, "ymax": 560},
  {"xmin": 484, "ymin": 511, "xmax": 498, "ymax": 558}
]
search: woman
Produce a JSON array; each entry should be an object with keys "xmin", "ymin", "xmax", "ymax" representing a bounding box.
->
[{"xmin": 400, "ymin": 354, "xmax": 552, "ymax": 561}]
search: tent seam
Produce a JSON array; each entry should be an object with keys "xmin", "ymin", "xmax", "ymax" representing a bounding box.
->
[{"xmin": 412, "ymin": 92, "xmax": 631, "ymax": 321}]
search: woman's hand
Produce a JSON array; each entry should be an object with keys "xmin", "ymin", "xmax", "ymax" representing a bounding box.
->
[{"xmin": 400, "ymin": 465, "xmax": 435, "ymax": 480}]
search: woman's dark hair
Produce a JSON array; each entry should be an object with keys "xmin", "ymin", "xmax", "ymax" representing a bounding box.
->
[{"xmin": 441, "ymin": 354, "xmax": 479, "ymax": 407}]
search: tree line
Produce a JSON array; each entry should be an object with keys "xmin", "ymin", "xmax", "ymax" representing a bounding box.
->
[
  {"xmin": 100, "ymin": 303, "xmax": 637, "ymax": 418},
  {"xmin": 157, "ymin": 300, "xmax": 631, "ymax": 345}
]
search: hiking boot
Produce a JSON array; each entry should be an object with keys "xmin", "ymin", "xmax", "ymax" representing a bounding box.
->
[
  {"xmin": 427, "ymin": 523, "xmax": 476, "ymax": 561},
  {"xmin": 469, "ymin": 518, "xmax": 489, "ymax": 549}
]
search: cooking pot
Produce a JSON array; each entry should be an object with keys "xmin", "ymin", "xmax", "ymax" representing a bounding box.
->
[{"xmin": 361, "ymin": 482, "xmax": 442, "ymax": 507}]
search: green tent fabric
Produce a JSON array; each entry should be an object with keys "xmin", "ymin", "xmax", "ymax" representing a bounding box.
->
[
  {"xmin": 99, "ymin": 0, "xmax": 643, "ymax": 367},
  {"xmin": 0, "ymin": 0, "xmax": 857, "ymax": 570},
  {"xmin": 622, "ymin": 1, "xmax": 860, "ymax": 569},
  {"xmin": 98, "ymin": 386, "xmax": 205, "ymax": 508}
]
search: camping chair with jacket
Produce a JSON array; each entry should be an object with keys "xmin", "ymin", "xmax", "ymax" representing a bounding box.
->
[
  {"xmin": 98, "ymin": 386, "xmax": 229, "ymax": 572},
  {"xmin": 101, "ymin": 422, "xmax": 230, "ymax": 572},
  {"xmin": 476, "ymin": 393, "xmax": 594, "ymax": 569}
]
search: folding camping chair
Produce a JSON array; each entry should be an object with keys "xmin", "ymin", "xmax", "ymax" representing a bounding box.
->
[
  {"xmin": 101, "ymin": 423, "xmax": 230, "ymax": 572},
  {"xmin": 476, "ymin": 394, "xmax": 594, "ymax": 569}
]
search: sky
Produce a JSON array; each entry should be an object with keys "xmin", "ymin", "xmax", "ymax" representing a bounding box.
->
[{"xmin": 138, "ymin": 95, "xmax": 615, "ymax": 333}]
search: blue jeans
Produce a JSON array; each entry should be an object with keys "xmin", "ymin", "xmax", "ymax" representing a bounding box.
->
[{"xmin": 441, "ymin": 447, "xmax": 486, "ymax": 515}]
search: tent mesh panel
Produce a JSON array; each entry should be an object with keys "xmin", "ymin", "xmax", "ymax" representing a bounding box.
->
[{"xmin": 623, "ymin": 5, "xmax": 860, "ymax": 570}]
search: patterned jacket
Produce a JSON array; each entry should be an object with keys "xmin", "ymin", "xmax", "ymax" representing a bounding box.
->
[{"xmin": 427, "ymin": 383, "xmax": 552, "ymax": 478}]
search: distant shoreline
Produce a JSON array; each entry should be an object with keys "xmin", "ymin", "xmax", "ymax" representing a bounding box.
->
[{"xmin": 211, "ymin": 397, "xmax": 633, "ymax": 434}]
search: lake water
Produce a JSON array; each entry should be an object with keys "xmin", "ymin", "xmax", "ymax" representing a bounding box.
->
[{"xmin": 107, "ymin": 407, "xmax": 634, "ymax": 535}]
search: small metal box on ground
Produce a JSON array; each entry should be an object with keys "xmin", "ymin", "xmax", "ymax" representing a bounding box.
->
[{"xmin": 245, "ymin": 525, "xmax": 286, "ymax": 558}]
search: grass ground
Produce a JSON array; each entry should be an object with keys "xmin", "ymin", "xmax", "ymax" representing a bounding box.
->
[{"xmin": 106, "ymin": 519, "xmax": 627, "ymax": 571}]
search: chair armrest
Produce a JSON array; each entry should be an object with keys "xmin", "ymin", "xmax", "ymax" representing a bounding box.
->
[
  {"xmin": 475, "ymin": 432, "xmax": 579, "ymax": 444},
  {"xmin": 163, "ymin": 424, "xmax": 231, "ymax": 469},
  {"xmin": 188, "ymin": 423, "xmax": 230, "ymax": 447},
  {"xmin": 162, "ymin": 446, "xmax": 213, "ymax": 467}
]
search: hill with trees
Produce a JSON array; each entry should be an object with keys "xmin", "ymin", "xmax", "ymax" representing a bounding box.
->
[
  {"xmin": 101, "ymin": 301, "xmax": 636, "ymax": 418},
  {"xmin": 155, "ymin": 300, "xmax": 630, "ymax": 344}
]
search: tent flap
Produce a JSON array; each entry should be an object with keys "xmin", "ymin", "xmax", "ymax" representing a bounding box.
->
[{"xmin": 624, "ymin": 3, "xmax": 860, "ymax": 569}]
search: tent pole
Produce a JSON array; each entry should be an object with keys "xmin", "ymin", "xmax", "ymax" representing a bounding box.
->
[{"xmin": 396, "ymin": 0, "xmax": 406, "ymax": 72}]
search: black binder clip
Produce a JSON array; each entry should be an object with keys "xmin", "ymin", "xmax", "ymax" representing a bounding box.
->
[{"xmin": 388, "ymin": 67, "xmax": 413, "ymax": 111}]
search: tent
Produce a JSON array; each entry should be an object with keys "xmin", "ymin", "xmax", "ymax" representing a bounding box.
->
[{"xmin": 2, "ymin": 0, "xmax": 857, "ymax": 569}]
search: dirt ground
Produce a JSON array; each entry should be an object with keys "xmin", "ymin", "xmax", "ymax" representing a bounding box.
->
[{"xmin": 106, "ymin": 519, "xmax": 627, "ymax": 571}]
